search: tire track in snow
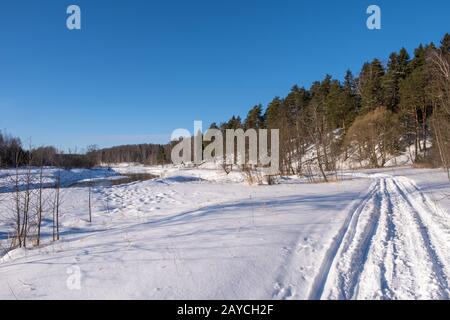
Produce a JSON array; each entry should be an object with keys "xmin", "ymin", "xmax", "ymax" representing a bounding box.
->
[
  {"xmin": 394, "ymin": 177, "xmax": 450, "ymax": 281},
  {"xmin": 273, "ymin": 180, "xmax": 381, "ymax": 300},
  {"xmin": 310, "ymin": 174, "xmax": 450, "ymax": 300},
  {"xmin": 307, "ymin": 180, "xmax": 381, "ymax": 300},
  {"xmin": 352, "ymin": 179, "xmax": 396, "ymax": 299},
  {"xmin": 389, "ymin": 178, "xmax": 450, "ymax": 298}
]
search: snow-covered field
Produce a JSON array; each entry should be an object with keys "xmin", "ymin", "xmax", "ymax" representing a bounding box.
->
[{"xmin": 0, "ymin": 164, "xmax": 449, "ymax": 300}]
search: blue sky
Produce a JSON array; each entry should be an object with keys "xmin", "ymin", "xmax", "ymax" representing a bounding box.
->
[{"xmin": 0, "ymin": 0, "xmax": 449, "ymax": 151}]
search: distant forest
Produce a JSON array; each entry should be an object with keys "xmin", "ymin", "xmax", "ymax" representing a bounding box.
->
[
  {"xmin": 1, "ymin": 34, "xmax": 449, "ymax": 175},
  {"xmin": 88, "ymin": 144, "xmax": 172, "ymax": 165},
  {"xmin": 0, "ymin": 132, "xmax": 171, "ymax": 168}
]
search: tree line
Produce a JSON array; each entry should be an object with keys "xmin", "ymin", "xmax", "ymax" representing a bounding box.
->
[
  {"xmin": 0, "ymin": 132, "xmax": 171, "ymax": 168},
  {"xmin": 0, "ymin": 134, "xmax": 97, "ymax": 169},
  {"xmin": 208, "ymin": 34, "xmax": 450, "ymax": 179},
  {"xmin": 87, "ymin": 143, "xmax": 171, "ymax": 165}
]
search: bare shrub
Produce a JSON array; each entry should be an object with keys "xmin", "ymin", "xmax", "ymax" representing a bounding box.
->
[
  {"xmin": 241, "ymin": 165, "xmax": 259, "ymax": 185},
  {"xmin": 345, "ymin": 107, "xmax": 401, "ymax": 168}
]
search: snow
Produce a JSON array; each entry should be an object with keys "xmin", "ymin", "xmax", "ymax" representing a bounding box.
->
[
  {"xmin": 111, "ymin": 162, "xmax": 246, "ymax": 183},
  {"xmin": 319, "ymin": 173, "xmax": 450, "ymax": 299},
  {"xmin": 0, "ymin": 164, "xmax": 449, "ymax": 300}
]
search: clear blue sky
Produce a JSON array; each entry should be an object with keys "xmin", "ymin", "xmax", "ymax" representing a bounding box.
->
[{"xmin": 0, "ymin": 0, "xmax": 449, "ymax": 151}]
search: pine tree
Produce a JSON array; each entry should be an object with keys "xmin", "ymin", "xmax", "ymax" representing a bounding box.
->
[
  {"xmin": 264, "ymin": 97, "xmax": 284, "ymax": 129},
  {"xmin": 398, "ymin": 48, "xmax": 411, "ymax": 78},
  {"xmin": 382, "ymin": 52, "xmax": 400, "ymax": 111},
  {"xmin": 326, "ymin": 79, "xmax": 358, "ymax": 132},
  {"xmin": 382, "ymin": 49, "xmax": 410, "ymax": 112},
  {"xmin": 399, "ymin": 44, "xmax": 434, "ymax": 159},
  {"xmin": 359, "ymin": 59, "xmax": 385, "ymax": 113},
  {"xmin": 157, "ymin": 145, "xmax": 166, "ymax": 165},
  {"xmin": 440, "ymin": 33, "xmax": 450, "ymax": 53},
  {"xmin": 284, "ymin": 85, "xmax": 310, "ymax": 118},
  {"xmin": 209, "ymin": 122, "xmax": 219, "ymax": 130},
  {"xmin": 410, "ymin": 44, "xmax": 427, "ymax": 70},
  {"xmin": 344, "ymin": 70, "xmax": 357, "ymax": 96},
  {"xmin": 244, "ymin": 105, "xmax": 265, "ymax": 130},
  {"xmin": 223, "ymin": 116, "xmax": 242, "ymax": 130}
]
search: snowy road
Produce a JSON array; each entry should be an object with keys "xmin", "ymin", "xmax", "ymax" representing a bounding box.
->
[{"xmin": 311, "ymin": 174, "xmax": 450, "ymax": 300}]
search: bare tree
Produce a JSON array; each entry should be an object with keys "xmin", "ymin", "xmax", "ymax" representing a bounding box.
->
[
  {"xmin": 13, "ymin": 155, "xmax": 22, "ymax": 247},
  {"xmin": 52, "ymin": 169, "xmax": 61, "ymax": 241},
  {"xmin": 303, "ymin": 100, "xmax": 332, "ymax": 182},
  {"xmin": 88, "ymin": 170, "xmax": 92, "ymax": 223},
  {"xmin": 35, "ymin": 166, "xmax": 44, "ymax": 246},
  {"xmin": 20, "ymin": 146, "xmax": 33, "ymax": 247},
  {"xmin": 9, "ymin": 146, "xmax": 34, "ymax": 248},
  {"xmin": 428, "ymin": 47, "xmax": 450, "ymax": 178}
]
